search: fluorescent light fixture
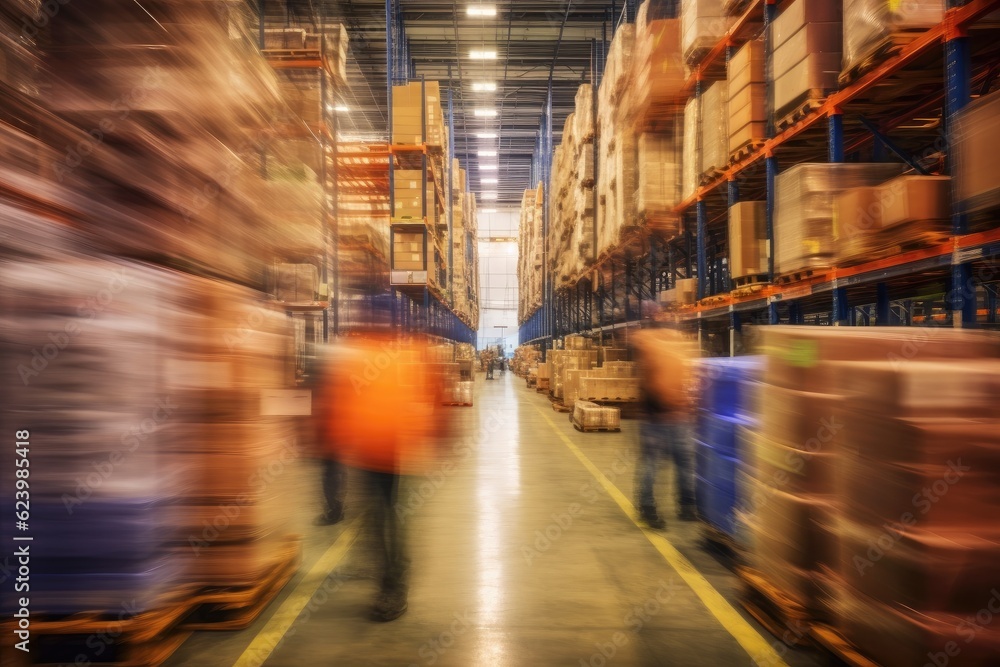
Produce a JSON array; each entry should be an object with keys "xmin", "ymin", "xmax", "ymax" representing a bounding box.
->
[
  {"xmin": 480, "ymin": 164, "xmax": 498, "ymax": 171},
  {"xmin": 474, "ymin": 108, "xmax": 498, "ymax": 117},
  {"xmin": 467, "ymin": 6, "xmax": 497, "ymax": 17},
  {"xmin": 470, "ymin": 50, "xmax": 497, "ymax": 60},
  {"xmin": 481, "ymin": 178, "xmax": 498, "ymax": 184},
  {"xmin": 481, "ymin": 208, "xmax": 498, "ymax": 213},
  {"xmin": 478, "ymin": 150, "xmax": 497, "ymax": 157},
  {"xmin": 481, "ymin": 192, "xmax": 498, "ymax": 200},
  {"xmin": 472, "ymin": 82, "xmax": 497, "ymax": 92},
  {"xmin": 334, "ymin": 105, "xmax": 350, "ymax": 113},
  {"xmin": 476, "ymin": 132, "xmax": 498, "ymax": 139}
]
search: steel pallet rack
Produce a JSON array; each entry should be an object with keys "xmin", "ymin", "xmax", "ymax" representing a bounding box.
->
[{"xmin": 521, "ymin": 0, "xmax": 1000, "ymax": 356}]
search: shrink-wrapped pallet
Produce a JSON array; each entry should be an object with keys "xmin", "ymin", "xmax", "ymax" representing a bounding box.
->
[
  {"xmin": 637, "ymin": 131, "xmax": 681, "ymax": 225},
  {"xmin": 572, "ymin": 401, "xmax": 622, "ymax": 431},
  {"xmin": 842, "ymin": 0, "xmax": 943, "ymax": 79},
  {"xmin": 728, "ymin": 201, "xmax": 768, "ymax": 279},
  {"xmin": 700, "ymin": 80, "xmax": 729, "ymax": 177},
  {"xmin": 681, "ymin": 0, "xmax": 735, "ymax": 65},
  {"xmin": 773, "ymin": 163, "xmax": 901, "ymax": 276}
]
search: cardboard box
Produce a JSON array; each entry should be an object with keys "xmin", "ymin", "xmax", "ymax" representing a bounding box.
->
[
  {"xmin": 773, "ymin": 51, "xmax": 841, "ymax": 115},
  {"xmin": 728, "ymin": 201, "xmax": 768, "ymax": 277},
  {"xmin": 954, "ymin": 89, "xmax": 1000, "ymax": 215},
  {"xmin": 878, "ymin": 175, "xmax": 951, "ymax": 229},
  {"xmin": 773, "ymin": 22, "xmax": 843, "ymax": 80},
  {"xmin": 772, "ymin": 0, "xmax": 843, "ymax": 48},
  {"xmin": 727, "ymin": 39, "xmax": 766, "ymax": 92}
]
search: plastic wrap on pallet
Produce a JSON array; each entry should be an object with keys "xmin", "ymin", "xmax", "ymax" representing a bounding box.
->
[
  {"xmin": 682, "ymin": 96, "xmax": 701, "ymax": 201},
  {"xmin": 572, "ymin": 400, "xmax": 622, "ymax": 430},
  {"xmin": 700, "ymin": 80, "xmax": 729, "ymax": 178},
  {"xmin": 574, "ymin": 84, "xmax": 595, "ymax": 140},
  {"xmin": 773, "ymin": 163, "xmax": 903, "ymax": 276},
  {"xmin": 770, "ymin": 0, "xmax": 843, "ymax": 119},
  {"xmin": 681, "ymin": 0, "xmax": 735, "ymax": 65},
  {"xmin": 954, "ymin": 88, "xmax": 1000, "ymax": 223},
  {"xmin": 728, "ymin": 202, "xmax": 768, "ymax": 278},
  {"xmin": 637, "ymin": 131, "xmax": 681, "ymax": 224},
  {"xmin": 842, "ymin": 0, "xmax": 943, "ymax": 77}
]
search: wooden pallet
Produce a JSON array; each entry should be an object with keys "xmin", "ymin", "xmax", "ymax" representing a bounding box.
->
[
  {"xmin": 839, "ymin": 32, "xmax": 923, "ymax": 87},
  {"xmin": 572, "ymin": 420, "xmax": 621, "ymax": 433},
  {"xmin": 735, "ymin": 566, "xmax": 813, "ymax": 648},
  {"xmin": 775, "ymin": 268, "xmax": 823, "ymax": 285},
  {"xmin": 810, "ymin": 625, "xmax": 880, "ymax": 667},
  {"xmin": 731, "ymin": 283, "xmax": 768, "ymax": 300},
  {"xmin": 443, "ymin": 401, "xmax": 473, "ymax": 407},
  {"xmin": 700, "ymin": 521, "xmax": 747, "ymax": 563},
  {"xmin": 837, "ymin": 225, "xmax": 951, "ymax": 267},
  {"xmin": 0, "ymin": 596, "xmax": 195, "ymax": 667},
  {"xmin": 182, "ymin": 538, "xmax": 301, "ymax": 631},
  {"xmin": 729, "ymin": 140, "xmax": 766, "ymax": 165},
  {"xmin": 732, "ymin": 274, "xmax": 770, "ymax": 288},
  {"xmin": 699, "ymin": 166, "xmax": 728, "ymax": 186},
  {"xmin": 551, "ymin": 398, "xmax": 573, "ymax": 413},
  {"xmin": 698, "ymin": 294, "xmax": 729, "ymax": 307},
  {"xmin": 776, "ymin": 95, "xmax": 826, "ymax": 132}
]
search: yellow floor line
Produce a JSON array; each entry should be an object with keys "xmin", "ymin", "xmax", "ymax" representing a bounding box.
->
[
  {"xmin": 535, "ymin": 406, "xmax": 789, "ymax": 667},
  {"xmin": 232, "ymin": 518, "xmax": 362, "ymax": 667}
]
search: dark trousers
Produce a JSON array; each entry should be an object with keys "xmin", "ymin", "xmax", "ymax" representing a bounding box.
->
[
  {"xmin": 321, "ymin": 458, "xmax": 344, "ymax": 513},
  {"xmin": 637, "ymin": 421, "xmax": 696, "ymax": 512},
  {"xmin": 367, "ymin": 470, "xmax": 409, "ymax": 595}
]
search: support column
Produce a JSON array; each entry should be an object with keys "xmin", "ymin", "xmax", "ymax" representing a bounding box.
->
[
  {"xmin": 876, "ymin": 282, "xmax": 891, "ymax": 325},
  {"xmin": 696, "ymin": 200, "xmax": 708, "ymax": 300},
  {"xmin": 765, "ymin": 155, "xmax": 778, "ymax": 280}
]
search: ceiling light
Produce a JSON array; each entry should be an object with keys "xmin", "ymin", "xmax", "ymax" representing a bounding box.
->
[
  {"xmin": 334, "ymin": 105, "xmax": 349, "ymax": 113},
  {"xmin": 478, "ymin": 150, "xmax": 497, "ymax": 157},
  {"xmin": 481, "ymin": 192, "xmax": 498, "ymax": 200},
  {"xmin": 473, "ymin": 82, "xmax": 497, "ymax": 92},
  {"xmin": 481, "ymin": 178, "xmax": 498, "ymax": 184},
  {"xmin": 470, "ymin": 50, "xmax": 497, "ymax": 60},
  {"xmin": 467, "ymin": 6, "xmax": 497, "ymax": 17},
  {"xmin": 476, "ymin": 132, "xmax": 498, "ymax": 139},
  {"xmin": 474, "ymin": 108, "xmax": 497, "ymax": 117},
  {"xmin": 480, "ymin": 164, "xmax": 498, "ymax": 171},
  {"xmin": 481, "ymin": 208, "xmax": 498, "ymax": 213}
]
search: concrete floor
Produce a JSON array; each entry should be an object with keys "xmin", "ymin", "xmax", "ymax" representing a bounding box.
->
[{"xmin": 168, "ymin": 373, "xmax": 825, "ymax": 667}]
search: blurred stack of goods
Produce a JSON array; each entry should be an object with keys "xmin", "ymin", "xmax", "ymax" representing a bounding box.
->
[
  {"xmin": 451, "ymin": 162, "xmax": 481, "ymax": 329},
  {"xmin": 596, "ymin": 26, "xmax": 639, "ymax": 261},
  {"xmin": 694, "ymin": 357, "xmax": 762, "ymax": 543},
  {"xmin": 953, "ymin": 88, "xmax": 1000, "ymax": 229},
  {"xmin": 682, "ymin": 95, "xmax": 701, "ymax": 201},
  {"xmin": 727, "ymin": 39, "xmax": 766, "ymax": 160},
  {"xmin": 773, "ymin": 163, "xmax": 902, "ymax": 277},
  {"xmin": 770, "ymin": 0, "xmax": 843, "ymax": 128},
  {"xmin": 699, "ymin": 80, "xmax": 729, "ymax": 179},
  {"xmin": 577, "ymin": 361, "xmax": 641, "ymax": 404},
  {"xmin": 636, "ymin": 131, "xmax": 683, "ymax": 236},
  {"xmin": 742, "ymin": 327, "xmax": 1000, "ymax": 646},
  {"xmin": 571, "ymin": 401, "xmax": 622, "ymax": 432},
  {"xmin": 834, "ymin": 174, "xmax": 951, "ymax": 267},
  {"xmin": 681, "ymin": 0, "xmax": 735, "ymax": 66},
  {"xmin": 728, "ymin": 202, "xmax": 768, "ymax": 282},
  {"xmin": 660, "ymin": 277, "xmax": 698, "ymax": 308},
  {"xmin": 512, "ymin": 345, "xmax": 542, "ymax": 378},
  {"xmin": 840, "ymin": 0, "xmax": 943, "ymax": 82},
  {"xmin": 549, "ymin": 335, "xmax": 599, "ymax": 406},
  {"xmin": 455, "ymin": 343, "xmax": 476, "ymax": 380},
  {"xmin": 517, "ymin": 186, "xmax": 545, "ymax": 324},
  {"xmin": 549, "ymin": 85, "xmax": 597, "ymax": 288},
  {"xmin": 631, "ymin": 6, "xmax": 685, "ymax": 131}
]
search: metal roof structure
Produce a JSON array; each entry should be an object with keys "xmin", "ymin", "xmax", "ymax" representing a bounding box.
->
[{"xmin": 264, "ymin": 1, "xmax": 640, "ymax": 205}]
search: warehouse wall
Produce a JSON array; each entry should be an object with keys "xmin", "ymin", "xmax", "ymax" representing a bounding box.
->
[{"xmin": 476, "ymin": 210, "xmax": 519, "ymax": 351}]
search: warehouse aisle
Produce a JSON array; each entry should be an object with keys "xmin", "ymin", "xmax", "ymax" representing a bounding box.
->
[{"xmin": 169, "ymin": 374, "xmax": 820, "ymax": 667}]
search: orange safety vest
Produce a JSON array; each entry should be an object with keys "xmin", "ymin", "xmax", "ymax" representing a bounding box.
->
[{"xmin": 318, "ymin": 335, "xmax": 444, "ymax": 474}]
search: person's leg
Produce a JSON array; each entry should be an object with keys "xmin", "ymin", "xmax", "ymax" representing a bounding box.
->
[
  {"xmin": 316, "ymin": 458, "xmax": 345, "ymax": 525},
  {"xmin": 370, "ymin": 470, "xmax": 409, "ymax": 621},
  {"xmin": 668, "ymin": 423, "xmax": 697, "ymax": 520},
  {"xmin": 636, "ymin": 422, "xmax": 666, "ymax": 528}
]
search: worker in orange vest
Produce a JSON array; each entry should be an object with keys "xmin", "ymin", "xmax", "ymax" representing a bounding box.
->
[{"xmin": 315, "ymin": 332, "xmax": 448, "ymax": 621}]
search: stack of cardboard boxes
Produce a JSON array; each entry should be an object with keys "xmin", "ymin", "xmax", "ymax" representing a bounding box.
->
[
  {"xmin": 391, "ymin": 81, "xmax": 447, "ymax": 149},
  {"xmin": 771, "ymin": 0, "xmax": 843, "ymax": 126},
  {"xmin": 728, "ymin": 201, "xmax": 768, "ymax": 280},
  {"xmin": 681, "ymin": 0, "xmax": 735, "ymax": 65},
  {"xmin": 700, "ymin": 80, "xmax": 729, "ymax": 178},
  {"xmin": 517, "ymin": 186, "xmax": 545, "ymax": 324},
  {"xmin": 631, "ymin": 6, "xmax": 686, "ymax": 129},
  {"xmin": 841, "ymin": 0, "xmax": 942, "ymax": 80},
  {"xmin": 727, "ymin": 39, "xmax": 767, "ymax": 159}
]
